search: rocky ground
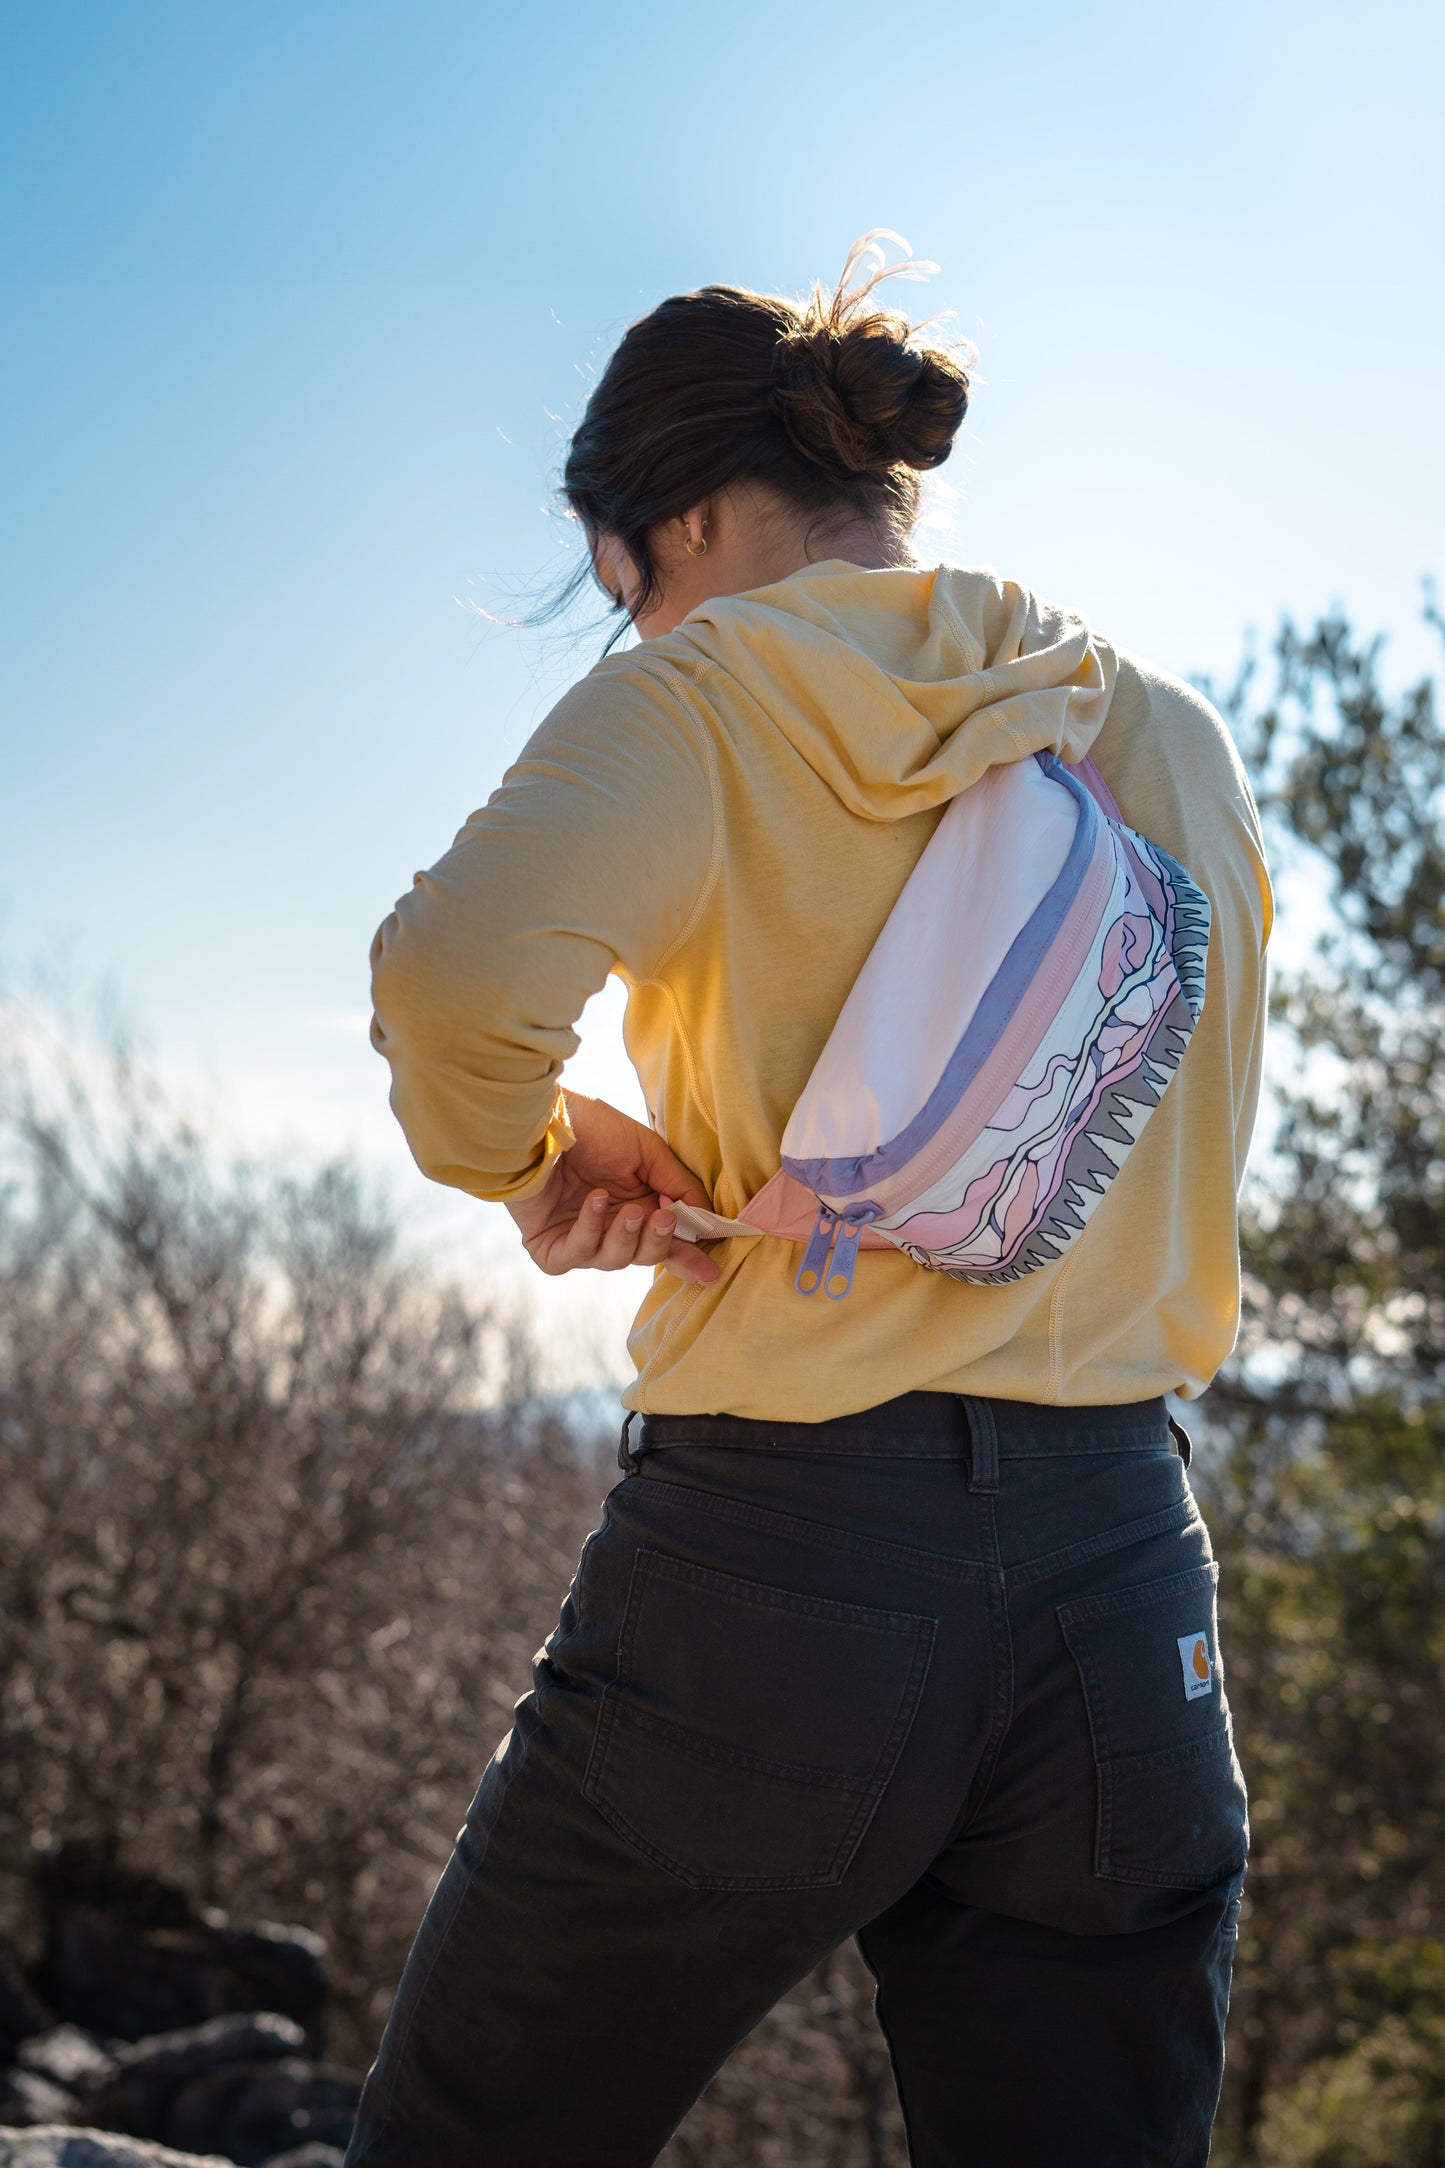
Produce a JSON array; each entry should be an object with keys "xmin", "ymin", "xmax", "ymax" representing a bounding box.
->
[
  {"xmin": 1, "ymin": 2137, "xmax": 242, "ymax": 2165},
  {"xmin": 0, "ymin": 1846, "xmax": 360, "ymax": 2168}
]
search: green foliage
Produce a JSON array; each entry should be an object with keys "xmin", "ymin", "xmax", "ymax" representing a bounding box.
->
[
  {"xmin": 1198, "ymin": 595, "xmax": 1445, "ymax": 2163},
  {"xmin": 1241, "ymin": 596, "xmax": 1445, "ymax": 1357},
  {"xmin": 1255, "ymin": 2010, "xmax": 1445, "ymax": 2168}
]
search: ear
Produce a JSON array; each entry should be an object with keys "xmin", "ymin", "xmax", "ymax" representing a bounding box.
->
[{"xmin": 679, "ymin": 500, "xmax": 713, "ymax": 554}]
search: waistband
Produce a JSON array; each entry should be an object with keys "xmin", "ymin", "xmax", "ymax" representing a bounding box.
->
[{"xmin": 626, "ymin": 1390, "xmax": 1188, "ymax": 1473}]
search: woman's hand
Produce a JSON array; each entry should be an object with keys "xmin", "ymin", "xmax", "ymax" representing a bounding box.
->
[{"xmin": 506, "ymin": 1091, "xmax": 721, "ymax": 1286}]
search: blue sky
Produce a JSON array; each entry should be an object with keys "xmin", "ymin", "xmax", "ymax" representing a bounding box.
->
[{"xmin": 3, "ymin": 1, "xmax": 1442, "ymax": 1374}]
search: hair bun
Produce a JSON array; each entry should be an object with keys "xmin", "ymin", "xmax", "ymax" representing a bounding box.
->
[
  {"xmin": 770, "ymin": 306, "xmax": 970, "ymax": 479},
  {"xmin": 560, "ymin": 232, "xmax": 972, "ymax": 637}
]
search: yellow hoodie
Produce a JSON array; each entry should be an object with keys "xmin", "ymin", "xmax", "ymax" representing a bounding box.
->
[{"xmin": 370, "ymin": 562, "xmax": 1272, "ymax": 1418}]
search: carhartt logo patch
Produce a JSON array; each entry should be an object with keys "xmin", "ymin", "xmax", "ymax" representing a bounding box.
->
[{"xmin": 1177, "ymin": 1630, "xmax": 1214, "ymax": 1701}]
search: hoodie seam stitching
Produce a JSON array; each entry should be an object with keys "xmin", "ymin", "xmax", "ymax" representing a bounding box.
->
[{"xmin": 930, "ymin": 578, "xmax": 987, "ymax": 674}]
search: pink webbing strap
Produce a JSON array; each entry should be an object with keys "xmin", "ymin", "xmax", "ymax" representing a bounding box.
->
[{"xmin": 1074, "ymin": 755, "xmax": 1123, "ymax": 821}]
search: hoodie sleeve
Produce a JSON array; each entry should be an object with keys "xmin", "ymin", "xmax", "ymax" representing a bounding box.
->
[{"xmin": 369, "ymin": 660, "xmax": 717, "ymax": 1204}]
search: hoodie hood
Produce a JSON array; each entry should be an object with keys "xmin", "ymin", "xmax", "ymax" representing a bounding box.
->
[{"xmin": 657, "ymin": 560, "xmax": 1117, "ymax": 822}]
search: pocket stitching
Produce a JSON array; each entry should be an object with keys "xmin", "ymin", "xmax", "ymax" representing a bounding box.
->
[
  {"xmin": 1059, "ymin": 1561, "xmax": 1224, "ymax": 1764},
  {"xmin": 591, "ymin": 1694, "xmax": 881, "ymax": 1792},
  {"xmin": 1108, "ymin": 1725, "xmax": 1239, "ymax": 1782},
  {"xmin": 1059, "ymin": 1564, "xmax": 1246, "ymax": 1891},
  {"xmin": 633, "ymin": 1545, "xmax": 936, "ymax": 1634},
  {"xmin": 1009, "ymin": 1497, "xmax": 1201, "ymax": 1592},
  {"xmin": 584, "ymin": 1662, "xmax": 933, "ymax": 1892},
  {"xmin": 1056, "ymin": 1558, "xmax": 1221, "ymax": 1635},
  {"xmin": 1098, "ymin": 1729, "xmax": 1247, "ymax": 1890},
  {"xmin": 584, "ymin": 1786, "xmax": 847, "ymax": 1892},
  {"xmin": 583, "ymin": 1547, "xmax": 936, "ymax": 1891},
  {"xmin": 631, "ymin": 1478, "xmax": 994, "ymax": 1586}
]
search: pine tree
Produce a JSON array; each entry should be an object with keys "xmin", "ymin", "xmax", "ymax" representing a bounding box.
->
[{"xmin": 1199, "ymin": 598, "xmax": 1445, "ymax": 2165}]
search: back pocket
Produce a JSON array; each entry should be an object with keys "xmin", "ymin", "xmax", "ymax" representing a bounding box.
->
[
  {"xmin": 583, "ymin": 1548, "xmax": 935, "ymax": 1891},
  {"xmin": 1058, "ymin": 1561, "xmax": 1248, "ymax": 1890}
]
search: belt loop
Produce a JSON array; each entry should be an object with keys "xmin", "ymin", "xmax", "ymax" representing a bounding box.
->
[
  {"xmin": 1168, "ymin": 1414, "xmax": 1193, "ymax": 1469},
  {"xmin": 618, "ymin": 1411, "xmax": 643, "ymax": 1475},
  {"xmin": 962, "ymin": 1395, "xmax": 999, "ymax": 1494}
]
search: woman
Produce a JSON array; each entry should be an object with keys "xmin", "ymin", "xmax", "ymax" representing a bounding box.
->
[{"xmin": 347, "ymin": 234, "xmax": 1272, "ymax": 2167}]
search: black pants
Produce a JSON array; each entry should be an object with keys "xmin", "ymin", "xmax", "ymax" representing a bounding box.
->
[{"xmin": 346, "ymin": 1392, "xmax": 1247, "ymax": 2166}]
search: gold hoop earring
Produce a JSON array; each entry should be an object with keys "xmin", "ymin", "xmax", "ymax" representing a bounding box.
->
[{"xmin": 684, "ymin": 529, "xmax": 708, "ymax": 557}]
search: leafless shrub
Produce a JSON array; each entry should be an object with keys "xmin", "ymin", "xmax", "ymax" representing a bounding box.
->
[
  {"xmin": 0, "ymin": 1014, "xmax": 904, "ymax": 2151},
  {"xmin": 0, "ymin": 1019, "xmax": 610, "ymax": 2064}
]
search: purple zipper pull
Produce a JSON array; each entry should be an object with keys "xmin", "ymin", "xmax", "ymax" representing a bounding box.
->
[
  {"xmin": 824, "ymin": 1216, "xmax": 865, "ymax": 1300},
  {"xmin": 795, "ymin": 1206, "xmax": 839, "ymax": 1295},
  {"xmin": 796, "ymin": 1203, "xmax": 878, "ymax": 1299}
]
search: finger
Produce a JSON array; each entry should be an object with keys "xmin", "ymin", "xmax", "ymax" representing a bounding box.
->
[
  {"xmin": 556, "ymin": 1190, "xmax": 611, "ymax": 1270},
  {"xmin": 634, "ymin": 1131, "xmax": 714, "ymax": 1211},
  {"xmin": 632, "ymin": 1204, "xmax": 680, "ymax": 1269},
  {"xmin": 660, "ymin": 1236, "xmax": 722, "ymax": 1286},
  {"xmin": 521, "ymin": 1228, "xmax": 563, "ymax": 1276},
  {"xmin": 595, "ymin": 1201, "xmax": 650, "ymax": 1271},
  {"xmin": 523, "ymin": 1223, "xmax": 584, "ymax": 1278}
]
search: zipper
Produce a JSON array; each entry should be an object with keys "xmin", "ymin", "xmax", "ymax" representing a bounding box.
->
[{"xmin": 795, "ymin": 1203, "xmax": 880, "ymax": 1301}]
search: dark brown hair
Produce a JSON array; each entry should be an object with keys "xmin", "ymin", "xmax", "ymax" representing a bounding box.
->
[{"xmin": 561, "ymin": 232, "xmax": 973, "ymax": 630}]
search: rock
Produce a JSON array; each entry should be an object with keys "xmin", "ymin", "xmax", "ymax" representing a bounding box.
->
[
  {"xmin": 0, "ymin": 2071, "xmax": 76, "ymax": 2129},
  {"xmin": 79, "ymin": 2017, "xmax": 357, "ymax": 2166},
  {"xmin": 3, "ymin": 1851, "xmax": 357, "ymax": 2165},
  {"xmin": 0, "ymin": 2129, "xmax": 232, "ymax": 2166},
  {"xmin": 33, "ymin": 1849, "xmax": 327, "ymax": 2049},
  {"xmin": 0, "ymin": 2031, "xmax": 122, "ymax": 2130},
  {"xmin": 197, "ymin": 1927, "xmax": 326, "ymax": 2045},
  {"xmin": 158, "ymin": 2058, "xmax": 357, "ymax": 2166},
  {"xmin": 88, "ymin": 2017, "xmax": 306, "ymax": 2139},
  {"xmin": 17, "ymin": 2034, "xmax": 119, "ymax": 2100}
]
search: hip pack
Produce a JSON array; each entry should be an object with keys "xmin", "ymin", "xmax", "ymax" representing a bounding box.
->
[{"xmin": 672, "ymin": 754, "xmax": 1211, "ymax": 1299}]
